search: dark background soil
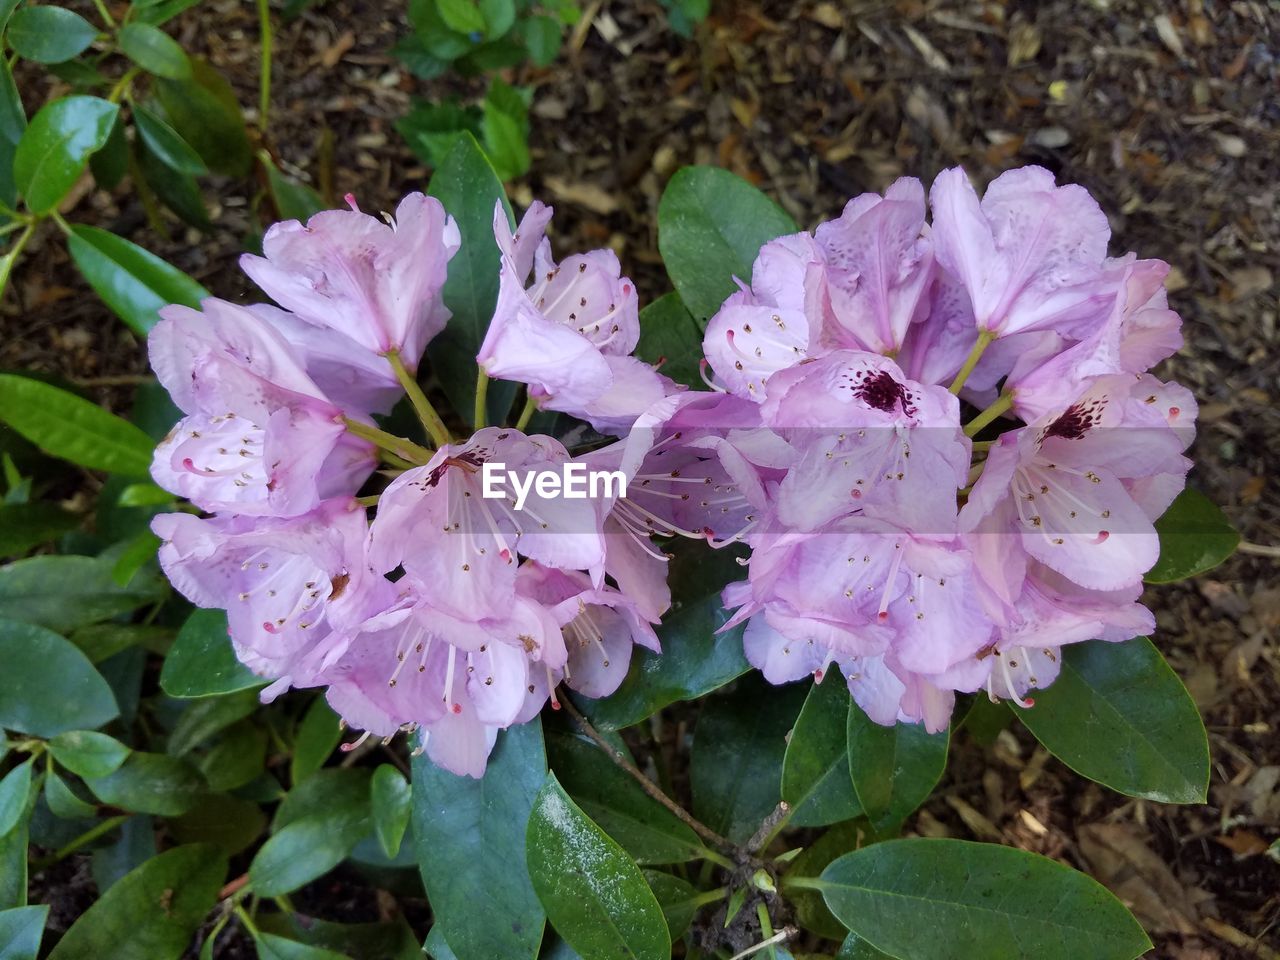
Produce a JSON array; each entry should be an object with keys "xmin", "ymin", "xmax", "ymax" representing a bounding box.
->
[{"xmin": 4, "ymin": 0, "xmax": 1278, "ymax": 956}]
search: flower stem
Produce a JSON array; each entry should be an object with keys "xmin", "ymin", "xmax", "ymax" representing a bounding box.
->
[
  {"xmin": 755, "ymin": 904, "xmax": 778, "ymax": 960},
  {"xmin": 33, "ymin": 815, "xmax": 129, "ymax": 869},
  {"xmin": 342, "ymin": 417, "xmax": 433, "ymax": 464},
  {"xmin": 474, "ymin": 370, "xmax": 489, "ymax": 429},
  {"xmin": 255, "ymin": 0, "xmax": 272, "ymax": 132},
  {"xmin": 558, "ymin": 695, "xmax": 736, "ymax": 854},
  {"xmin": 948, "ymin": 330, "xmax": 995, "ymax": 395},
  {"xmin": 514, "ymin": 394, "xmax": 538, "ymax": 432},
  {"xmin": 963, "ymin": 391, "xmax": 1015, "ymax": 437},
  {"xmin": 386, "ymin": 350, "xmax": 451, "ymax": 448}
]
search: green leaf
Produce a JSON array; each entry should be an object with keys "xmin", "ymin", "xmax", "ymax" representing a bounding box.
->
[
  {"xmin": 370, "ymin": 764, "xmax": 411, "ymax": 859},
  {"xmin": 581, "ymin": 543, "xmax": 749, "ymax": 731},
  {"xmin": 1014, "ymin": 637, "xmax": 1209, "ymax": 803},
  {"xmin": 478, "ymin": 0, "xmax": 515, "ymax": 36},
  {"xmin": 135, "ymin": 136, "xmax": 210, "ymax": 228},
  {"xmin": 251, "ymin": 770, "xmax": 371, "ymax": 896},
  {"xmin": 262, "ymin": 154, "xmax": 325, "ymax": 222},
  {"xmin": 87, "ymin": 113, "xmax": 127, "ymax": 189},
  {"xmin": 835, "ymin": 933, "xmax": 893, "ymax": 960},
  {"xmin": 161, "ymin": 608, "xmax": 265, "ymax": 698},
  {"xmin": 154, "ymin": 60, "xmax": 251, "ymax": 176},
  {"xmin": 12, "ymin": 95, "xmax": 117, "ymax": 213},
  {"xmin": 70, "ymin": 622, "xmax": 169, "ymax": 664},
  {"xmin": 0, "ymin": 374, "xmax": 153, "ymax": 474},
  {"xmin": 436, "ymin": 0, "xmax": 486, "ymax": 34},
  {"xmin": 546, "ymin": 730, "xmax": 703, "ymax": 865},
  {"xmin": 6, "ymin": 7, "xmax": 97, "ymax": 64},
  {"xmin": 0, "ymin": 821, "xmax": 27, "ymax": 910},
  {"xmin": 641, "ymin": 870, "xmax": 700, "ymax": 940},
  {"xmin": 255, "ymin": 933, "xmax": 350, "ymax": 960},
  {"xmin": 133, "ymin": 0, "xmax": 202, "ymax": 26},
  {"xmin": 520, "ymin": 15, "xmax": 561, "ymax": 66},
  {"xmin": 0, "ymin": 502, "xmax": 80, "ymax": 557},
  {"xmin": 425, "ymin": 131, "xmax": 517, "ymax": 427},
  {"xmin": 0, "ymin": 760, "xmax": 33, "ymax": 836},
  {"xmin": 413, "ymin": 720, "xmax": 546, "ymax": 960},
  {"xmin": 48, "ymin": 730, "xmax": 130, "ymax": 778},
  {"xmin": 634, "ymin": 292, "xmax": 703, "ymax": 389},
  {"xmin": 118, "ymin": 22, "xmax": 191, "ymax": 79},
  {"xmin": 846, "ymin": 705, "xmax": 949, "ymax": 833},
  {"xmin": 0, "ymin": 904, "xmax": 48, "ymax": 960},
  {"xmin": 168, "ymin": 688, "xmax": 259, "ymax": 756},
  {"xmin": 784, "ymin": 820, "xmax": 860, "ymax": 940},
  {"xmin": 806, "ymin": 838, "xmax": 1152, "ymax": 960},
  {"xmin": 691, "ymin": 674, "xmax": 806, "ymax": 844},
  {"xmin": 169, "ymin": 792, "xmax": 265, "ymax": 855},
  {"xmin": 48, "ymin": 844, "xmax": 226, "ymax": 960},
  {"xmin": 656, "ymin": 165, "xmax": 797, "ymax": 321},
  {"xmin": 193, "ymin": 721, "xmax": 265, "ymax": 792},
  {"xmin": 481, "ymin": 78, "xmax": 529, "ymax": 181},
  {"xmin": 1146, "ymin": 488, "xmax": 1239, "ymax": 583},
  {"xmin": 44, "ymin": 769, "xmax": 98, "ymax": 819},
  {"xmin": 526, "ymin": 775, "xmax": 671, "ymax": 960},
  {"xmin": 0, "ymin": 59, "xmax": 26, "ymax": 206},
  {"xmin": 289, "ymin": 696, "xmax": 341, "ymax": 784},
  {"xmin": 86, "ymin": 751, "xmax": 205, "ymax": 815},
  {"xmin": 782, "ymin": 678, "xmax": 861, "ymax": 828},
  {"xmin": 0, "ymin": 618, "xmax": 117, "ymax": 736},
  {"xmin": 254, "ymin": 914, "xmax": 420, "ymax": 960},
  {"xmin": 132, "ymin": 103, "xmax": 207, "ymax": 175},
  {"xmin": 0, "ymin": 553, "xmax": 163, "ymax": 632}
]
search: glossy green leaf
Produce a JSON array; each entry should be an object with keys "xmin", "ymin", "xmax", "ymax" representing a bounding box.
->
[
  {"xmin": 436, "ymin": 0, "xmax": 486, "ymax": 34},
  {"xmin": 69, "ymin": 622, "xmax": 169, "ymax": 664},
  {"xmin": 0, "ymin": 618, "xmax": 117, "ymax": 736},
  {"xmin": 520, "ymin": 15, "xmax": 560, "ymax": 66},
  {"xmin": 168, "ymin": 688, "xmax": 259, "ymax": 756},
  {"xmin": 255, "ymin": 934, "xmax": 349, "ymax": 960},
  {"xmin": 641, "ymin": 870, "xmax": 700, "ymax": 940},
  {"xmin": 0, "ymin": 821, "xmax": 27, "ymax": 909},
  {"xmin": 0, "ymin": 374, "xmax": 153, "ymax": 474},
  {"xmin": 581, "ymin": 543, "xmax": 749, "ymax": 731},
  {"xmin": 784, "ymin": 820, "xmax": 860, "ymax": 941},
  {"xmin": 44, "ymin": 769, "xmax": 97, "ymax": 819},
  {"xmin": 154, "ymin": 60, "xmax": 251, "ymax": 176},
  {"xmin": 0, "ymin": 904, "xmax": 49, "ymax": 960},
  {"xmin": 290, "ymin": 696, "xmax": 341, "ymax": 783},
  {"xmin": 478, "ymin": 0, "xmax": 515, "ymax": 35},
  {"xmin": 86, "ymin": 751, "xmax": 205, "ymax": 816},
  {"xmin": 0, "ymin": 760, "xmax": 33, "ymax": 836},
  {"xmin": 835, "ymin": 933, "xmax": 893, "ymax": 960},
  {"xmin": 657, "ymin": 165, "xmax": 797, "ymax": 320},
  {"xmin": 425, "ymin": 131, "xmax": 517, "ymax": 426},
  {"xmin": 527, "ymin": 775, "xmax": 671, "ymax": 960},
  {"xmin": 691, "ymin": 674, "xmax": 806, "ymax": 844},
  {"xmin": 48, "ymin": 844, "xmax": 226, "ymax": 960},
  {"xmin": 193, "ymin": 721, "xmax": 265, "ymax": 792},
  {"xmin": 414, "ymin": 720, "xmax": 546, "ymax": 960},
  {"xmin": 132, "ymin": 103, "xmax": 207, "ymax": 175},
  {"xmin": 634, "ymin": 292, "xmax": 703, "ymax": 389},
  {"xmin": 0, "ymin": 553, "xmax": 163, "ymax": 632},
  {"xmin": 804, "ymin": 838, "xmax": 1152, "ymax": 960},
  {"xmin": 846, "ymin": 705, "xmax": 949, "ymax": 833},
  {"xmin": 161, "ymin": 608, "xmax": 265, "ymax": 698},
  {"xmin": 6, "ymin": 7, "xmax": 97, "ymax": 64},
  {"xmin": 13, "ymin": 95, "xmax": 117, "ymax": 213},
  {"xmin": 252, "ymin": 768, "xmax": 371, "ymax": 896},
  {"xmin": 1015, "ymin": 637, "xmax": 1209, "ymax": 803},
  {"xmin": 88, "ymin": 114, "xmax": 127, "ymax": 189},
  {"xmin": 481, "ymin": 78, "xmax": 529, "ymax": 180},
  {"xmin": 168, "ymin": 792, "xmax": 265, "ymax": 855},
  {"xmin": 262, "ymin": 154, "xmax": 325, "ymax": 222},
  {"xmin": 782, "ymin": 678, "xmax": 861, "ymax": 828},
  {"xmin": 48, "ymin": 730, "xmax": 130, "ymax": 778},
  {"xmin": 370, "ymin": 764, "xmax": 411, "ymax": 859},
  {"xmin": 118, "ymin": 22, "xmax": 191, "ymax": 79},
  {"xmin": 0, "ymin": 502, "xmax": 80, "ymax": 556},
  {"xmin": 135, "ymin": 136, "xmax": 210, "ymax": 228},
  {"xmin": 254, "ymin": 914, "xmax": 420, "ymax": 960},
  {"xmin": 0, "ymin": 59, "xmax": 26, "ymax": 206},
  {"xmin": 1146, "ymin": 488, "xmax": 1239, "ymax": 583},
  {"xmin": 546, "ymin": 730, "xmax": 703, "ymax": 864}
]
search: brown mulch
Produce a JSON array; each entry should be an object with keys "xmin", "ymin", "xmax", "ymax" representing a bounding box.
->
[{"xmin": 4, "ymin": 0, "xmax": 1278, "ymax": 956}]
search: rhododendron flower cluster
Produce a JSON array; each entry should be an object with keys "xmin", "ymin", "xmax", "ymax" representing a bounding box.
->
[
  {"xmin": 701, "ymin": 166, "xmax": 1193, "ymax": 731},
  {"xmin": 148, "ymin": 166, "xmax": 1194, "ymax": 776}
]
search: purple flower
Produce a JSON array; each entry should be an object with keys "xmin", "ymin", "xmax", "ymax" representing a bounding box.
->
[
  {"xmin": 240, "ymin": 193, "xmax": 459, "ymax": 368},
  {"xmin": 478, "ymin": 201, "xmax": 670, "ymax": 434},
  {"xmin": 929, "ymin": 166, "xmax": 1112, "ymax": 339},
  {"xmin": 148, "ymin": 299, "xmax": 374, "ymax": 517}
]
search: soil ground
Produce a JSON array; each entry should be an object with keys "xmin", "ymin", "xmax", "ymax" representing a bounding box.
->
[{"xmin": 4, "ymin": 0, "xmax": 1278, "ymax": 956}]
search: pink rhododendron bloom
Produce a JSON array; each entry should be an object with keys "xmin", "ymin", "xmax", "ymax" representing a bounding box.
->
[
  {"xmin": 148, "ymin": 299, "xmax": 374, "ymax": 517},
  {"xmin": 477, "ymin": 201, "xmax": 669, "ymax": 434},
  {"xmin": 929, "ymin": 165, "xmax": 1112, "ymax": 338},
  {"xmin": 241, "ymin": 192, "xmax": 459, "ymax": 367}
]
